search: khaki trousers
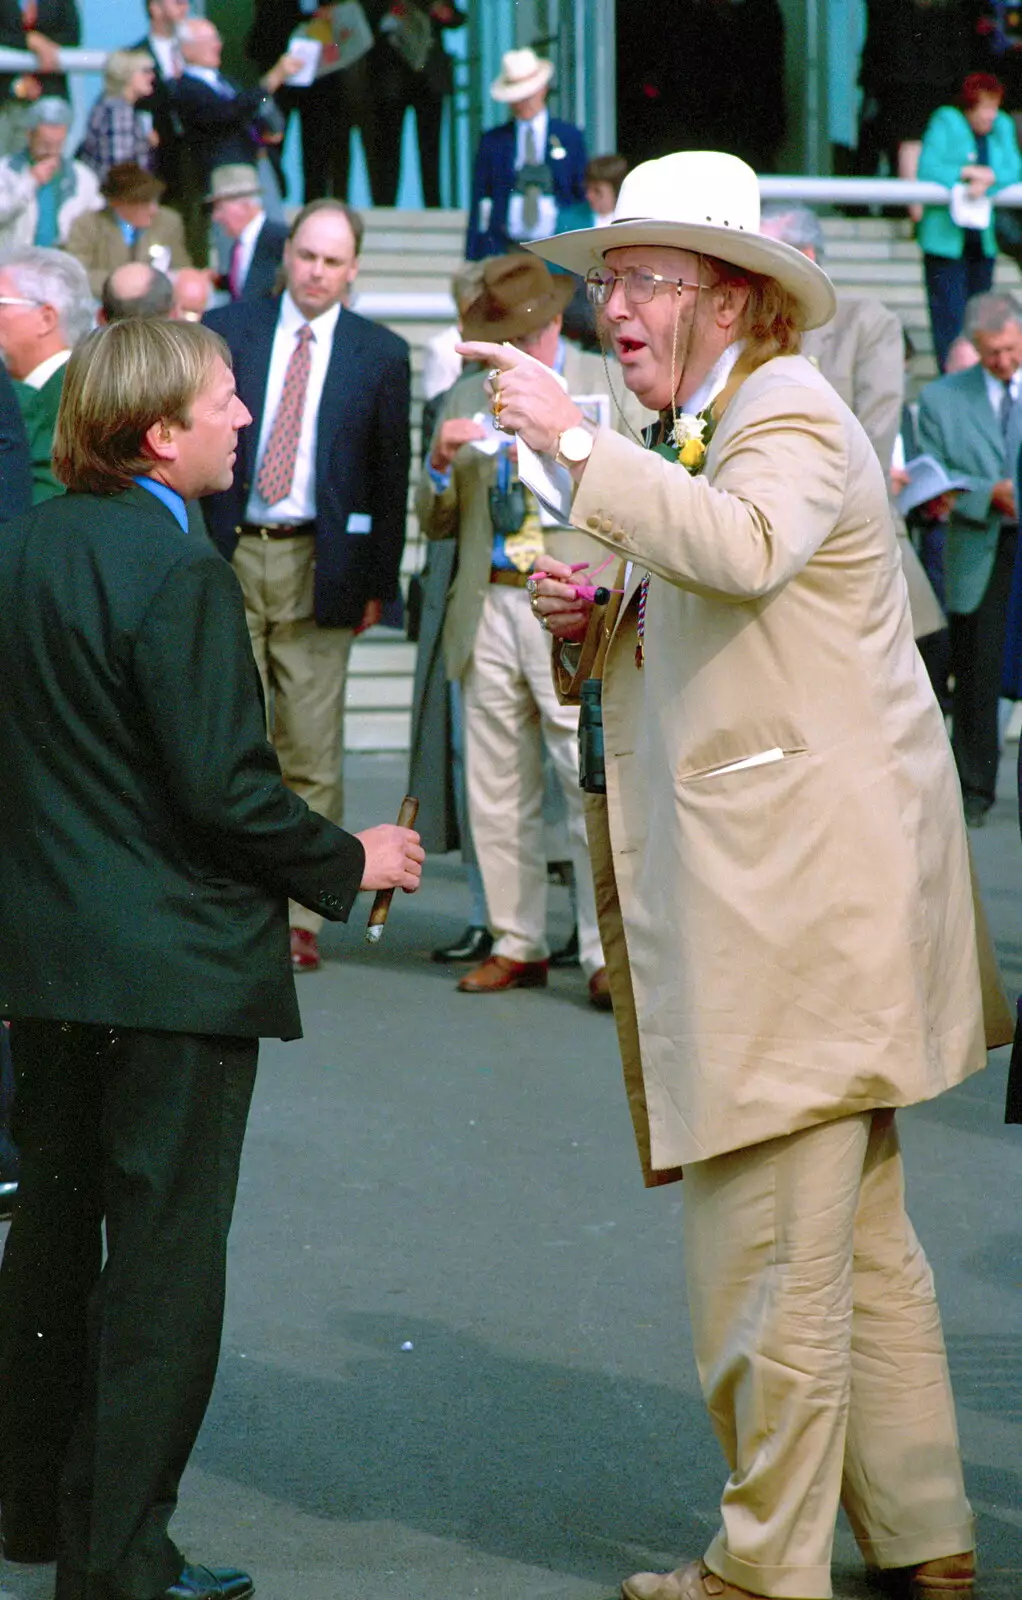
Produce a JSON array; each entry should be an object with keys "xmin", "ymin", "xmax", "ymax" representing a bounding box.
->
[
  {"xmin": 462, "ymin": 585, "xmax": 604, "ymax": 977},
  {"xmin": 232, "ymin": 534, "xmax": 353, "ymax": 935},
  {"xmin": 683, "ymin": 1109, "xmax": 973, "ymax": 1599}
]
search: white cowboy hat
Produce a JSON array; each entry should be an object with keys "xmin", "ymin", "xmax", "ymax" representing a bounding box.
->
[
  {"xmin": 490, "ymin": 47, "xmax": 554, "ymax": 104},
  {"xmin": 527, "ymin": 150, "xmax": 836, "ymax": 329}
]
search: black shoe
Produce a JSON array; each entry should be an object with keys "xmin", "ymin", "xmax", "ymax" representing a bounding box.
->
[
  {"xmin": 431, "ymin": 925, "xmax": 492, "ymax": 963},
  {"xmin": 549, "ymin": 928, "xmax": 580, "ymax": 968},
  {"xmin": 164, "ymin": 1566, "xmax": 254, "ymax": 1600},
  {"xmin": 963, "ymin": 793, "xmax": 991, "ymax": 828}
]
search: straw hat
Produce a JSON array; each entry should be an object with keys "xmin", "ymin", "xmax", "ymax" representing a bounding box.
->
[
  {"xmin": 527, "ymin": 150, "xmax": 836, "ymax": 329},
  {"xmin": 490, "ymin": 47, "xmax": 553, "ymax": 104},
  {"xmin": 205, "ymin": 164, "xmax": 261, "ymax": 205},
  {"xmin": 460, "ymin": 254, "xmax": 574, "ymax": 342}
]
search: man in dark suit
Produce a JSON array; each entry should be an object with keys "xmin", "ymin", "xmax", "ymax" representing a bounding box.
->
[
  {"xmin": 0, "ymin": 316, "xmax": 423, "ymax": 1600},
  {"xmin": 465, "ymin": 46, "xmax": 587, "ymax": 260},
  {"xmin": 174, "ymin": 16, "xmax": 295, "ymax": 197},
  {"xmin": 203, "ymin": 197, "xmax": 412, "ymax": 974},
  {"xmin": 208, "ymin": 162, "xmax": 288, "ymax": 300},
  {"xmin": 126, "ymin": 0, "xmax": 187, "ymax": 197}
]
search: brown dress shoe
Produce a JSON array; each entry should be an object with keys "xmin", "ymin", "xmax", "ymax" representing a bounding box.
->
[
  {"xmin": 290, "ymin": 927, "xmax": 321, "ymax": 972},
  {"xmin": 588, "ymin": 966, "xmax": 613, "ymax": 1011},
  {"xmin": 622, "ymin": 1559, "xmax": 754, "ymax": 1600},
  {"xmin": 457, "ymin": 954, "xmax": 548, "ymax": 993},
  {"xmin": 907, "ymin": 1552, "xmax": 975, "ymax": 1593}
]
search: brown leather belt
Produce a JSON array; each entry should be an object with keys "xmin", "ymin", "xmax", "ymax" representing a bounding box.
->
[
  {"xmin": 242, "ymin": 521, "xmax": 316, "ymax": 541},
  {"xmin": 489, "ymin": 567, "xmax": 530, "ymax": 587}
]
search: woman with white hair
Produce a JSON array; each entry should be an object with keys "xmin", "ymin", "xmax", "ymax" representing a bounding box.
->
[{"xmin": 77, "ymin": 49, "xmax": 158, "ymax": 186}]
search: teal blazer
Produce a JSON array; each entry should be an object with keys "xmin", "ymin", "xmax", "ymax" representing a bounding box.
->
[
  {"xmin": 917, "ymin": 105, "xmax": 1022, "ymax": 259},
  {"xmin": 917, "ymin": 364, "xmax": 1007, "ymax": 615}
]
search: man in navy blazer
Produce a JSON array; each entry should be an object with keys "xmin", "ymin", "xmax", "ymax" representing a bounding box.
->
[
  {"xmin": 466, "ymin": 47, "xmax": 587, "ymax": 261},
  {"xmin": 208, "ymin": 163, "xmax": 288, "ymax": 300},
  {"xmin": 203, "ymin": 197, "xmax": 411, "ymax": 974}
]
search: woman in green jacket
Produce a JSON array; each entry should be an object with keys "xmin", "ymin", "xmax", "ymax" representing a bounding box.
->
[{"xmin": 918, "ymin": 72, "xmax": 1022, "ymax": 370}]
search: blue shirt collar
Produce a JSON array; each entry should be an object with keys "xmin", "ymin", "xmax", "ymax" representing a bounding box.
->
[{"xmin": 133, "ymin": 475, "xmax": 188, "ymax": 532}]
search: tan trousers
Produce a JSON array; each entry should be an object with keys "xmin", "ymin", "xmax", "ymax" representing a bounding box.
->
[
  {"xmin": 683, "ymin": 1109, "xmax": 973, "ymax": 1599},
  {"xmin": 462, "ymin": 585, "xmax": 604, "ymax": 977},
  {"xmin": 233, "ymin": 534, "xmax": 353, "ymax": 934}
]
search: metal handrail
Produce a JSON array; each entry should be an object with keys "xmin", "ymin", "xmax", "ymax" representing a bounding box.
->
[
  {"xmin": 0, "ymin": 47, "xmax": 108, "ymax": 71},
  {"xmin": 759, "ymin": 175, "xmax": 1022, "ymax": 207}
]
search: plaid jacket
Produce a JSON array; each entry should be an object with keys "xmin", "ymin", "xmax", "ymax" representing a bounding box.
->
[{"xmin": 77, "ymin": 98, "xmax": 153, "ymax": 185}]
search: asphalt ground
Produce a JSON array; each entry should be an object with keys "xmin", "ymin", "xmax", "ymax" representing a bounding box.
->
[{"xmin": 1, "ymin": 751, "xmax": 1019, "ymax": 1600}]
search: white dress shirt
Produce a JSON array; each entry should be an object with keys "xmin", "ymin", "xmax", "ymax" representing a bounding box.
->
[
  {"xmin": 148, "ymin": 33, "xmax": 179, "ymax": 80},
  {"xmin": 231, "ymin": 209, "xmax": 266, "ymax": 294},
  {"xmin": 507, "ymin": 107, "xmax": 557, "ymax": 242},
  {"xmin": 982, "ymin": 363, "xmax": 1020, "ymax": 425},
  {"xmin": 245, "ymin": 291, "xmax": 341, "ymax": 526},
  {"xmin": 22, "ymin": 348, "xmax": 71, "ymax": 391}
]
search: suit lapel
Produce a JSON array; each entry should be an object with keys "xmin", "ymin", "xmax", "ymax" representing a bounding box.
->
[
  {"xmin": 236, "ymin": 300, "xmax": 280, "ymax": 479},
  {"xmin": 964, "ymin": 365, "xmax": 1005, "ymax": 462},
  {"xmin": 314, "ymin": 310, "xmax": 369, "ymax": 473}
]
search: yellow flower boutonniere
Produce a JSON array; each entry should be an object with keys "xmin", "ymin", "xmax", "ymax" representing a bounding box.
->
[{"xmin": 653, "ymin": 409, "xmax": 716, "ymax": 473}]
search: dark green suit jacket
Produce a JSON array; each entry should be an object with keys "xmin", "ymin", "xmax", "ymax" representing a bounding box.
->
[
  {"xmin": 0, "ymin": 484, "xmax": 365, "ymax": 1038},
  {"xmin": 13, "ymin": 364, "xmax": 65, "ymax": 505}
]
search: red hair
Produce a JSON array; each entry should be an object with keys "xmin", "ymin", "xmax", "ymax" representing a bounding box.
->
[{"xmin": 959, "ymin": 72, "xmax": 1005, "ymax": 110}]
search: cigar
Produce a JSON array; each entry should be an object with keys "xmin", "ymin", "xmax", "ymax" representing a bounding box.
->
[{"xmin": 365, "ymin": 795, "xmax": 420, "ymax": 945}]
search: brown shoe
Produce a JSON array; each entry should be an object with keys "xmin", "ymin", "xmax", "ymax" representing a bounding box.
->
[
  {"xmin": 588, "ymin": 966, "xmax": 613, "ymax": 1011},
  {"xmin": 622, "ymin": 1559, "xmax": 755, "ymax": 1600},
  {"xmin": 457, "ymin": 954, "xmax": 548, "ymax": 993},
  {"xmin": 908, "ymin": 1552, "xmax": 975, "ymax": 1594},
  {"xmin": 290, "ymin": 927, "xmax": 321, "ymax": 972}
]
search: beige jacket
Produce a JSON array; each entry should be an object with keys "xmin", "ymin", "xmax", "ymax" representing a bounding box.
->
[
  {"xmin": 417, "ymin": 345, "xmax": 651, "ymax": 682},
  {"xmin": 803, "ymin": 293, "xmax": 944, "ymax": 639},
  {"xmin": 63, "ymin": 204, "xmax": 191, "ymax": 297},
  {"xmin": 559, "ymin": 352, "xmax": 1011, "ymax": 1183}
]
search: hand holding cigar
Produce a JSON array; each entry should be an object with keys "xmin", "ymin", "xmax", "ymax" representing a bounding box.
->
[{"xmin": 360, "ymin": 795, "xmax": 423, "ymax": 944}]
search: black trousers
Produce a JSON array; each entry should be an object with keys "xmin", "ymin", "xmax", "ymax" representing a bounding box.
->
[
  {"xmin": 948, "ymin": 526, "xmax": 1018, "ymax": 807},
  {"xmin": 0, "ymin": 1021, "xmax": 257, "ymax": 1600},
  {"xmin": 278, "ymin": 62, "xmax": 373, "ymax": 202}
]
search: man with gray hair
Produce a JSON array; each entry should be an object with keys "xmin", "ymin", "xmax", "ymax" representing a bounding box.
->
[
  {"xmin": 0, "ymin": 245, "xmax": 94, "ymax": 502},
  {"xmin": 0, "ymin": 98, "xmax": 100, "ymax": 252},
  {"xmin": 918, "ymin": 289, "xmax": 1022, "ymax": 824}
]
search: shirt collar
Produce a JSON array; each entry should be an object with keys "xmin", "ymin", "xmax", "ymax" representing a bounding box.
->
[
  {"xmin": 183, "ymin": 64, "xmax": 222, "ymax": 88},
  {"xmin": 680, "ymin": 339, "xmax": 745, "ymax": 418},
  {"xmin": 278, "ymin": 288, "xmax": 342, "ymax": 342},
  {"xmin": 22, "ymin": 347, "xmax": 70, "ymax": 391},
  {"xmin": 133, "ymin": 475, "xmax": 188, "ymax": 531},
  {"xmin": 239, "ymin": 210, "xmax": 266, "ymax": 250}
]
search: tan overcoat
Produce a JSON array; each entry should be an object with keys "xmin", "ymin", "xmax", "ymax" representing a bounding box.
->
[
  {"xmin": 63, "ymin": 205, "xmax": 192, "ymax": 297},
  {"xmin": 559, "ymin": 352, "xmax": 1011, "ymax": 1185}
]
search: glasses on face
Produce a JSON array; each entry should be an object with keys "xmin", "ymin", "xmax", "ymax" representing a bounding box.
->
[{"xmin": 585, "ymin": 266, "xmax": 703, "ymax": 306}]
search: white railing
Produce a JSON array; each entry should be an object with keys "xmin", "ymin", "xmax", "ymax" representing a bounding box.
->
[
  {"xmin": 0, "ymin": 47, "xmax": 108, "ymax": 71},
  {"xmin": 759, "ymin": 175, "xmax": 1022, "ymax": 206}
]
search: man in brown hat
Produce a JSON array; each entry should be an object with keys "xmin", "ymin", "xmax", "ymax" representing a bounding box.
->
[
  {"xmin": 64, "ymin": 161, "xmax": 190, "ymax": 297},
  {"xmin": 417, "ymin": 253, "xmax": 649, "ymax": 1003},
  {"xmin": 207, "ymin": 163, "xmax": 288, "ymax": 303}
]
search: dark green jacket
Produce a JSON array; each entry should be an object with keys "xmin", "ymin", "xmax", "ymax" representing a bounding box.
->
[
  {"xmin": 0, "ymin": 485, "xmax": 365, "ymax": 1038},
  {"xmin": 14, "ymin": 364, "xmax": 65, "ymax": 505}
]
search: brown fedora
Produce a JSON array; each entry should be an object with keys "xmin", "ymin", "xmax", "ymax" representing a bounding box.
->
[
  {"xmin": 460, "ymin": 253, "xmax": 575, "ymax": 342},
  {"xmin": 101, "ymin": 162, "xmax": 166, "ymax": 206}
]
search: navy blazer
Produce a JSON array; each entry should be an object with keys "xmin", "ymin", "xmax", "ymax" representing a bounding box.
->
[
  {"xmin": 239, "ymin": 217, "xmax": 289, "ymax": 300},
  {"xmin": 203, "ymin": 295, "xmax": 411, "ymax": 628},
  {"xmin": 465, "ymin": 115, "xmax": 588, "ymax": 260}
]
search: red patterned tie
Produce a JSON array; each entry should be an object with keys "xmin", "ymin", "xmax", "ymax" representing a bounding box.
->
[{"xmin": 255, "ymin": 323, "xmax": 313, "ymax": 507}]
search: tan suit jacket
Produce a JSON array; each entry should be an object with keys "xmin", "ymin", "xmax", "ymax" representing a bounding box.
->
[
  {"xmin": 63, "ymin": 205, "xmax": 192, "ymax": 297},
  {"xmin": 559, "ymin": 352, "xmax": 1011, "ymax": 1182},
  {"xmin": 803, "ymin": 294, "xmax": 944, "ymax": 640},
  {"xmin": 417, "ymin": 345, "xmax": 652, "ymax": 682}
]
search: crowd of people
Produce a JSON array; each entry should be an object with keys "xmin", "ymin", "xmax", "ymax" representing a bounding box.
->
[{"xmin": 0, "ymin": 14, "xmax": 1020, "ymax": 1600}]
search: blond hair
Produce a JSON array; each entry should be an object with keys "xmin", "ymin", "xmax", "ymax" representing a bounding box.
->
[
  {"xmin": 53, "ymin": 319, "xmax": 229, "ymax": 495},
  {"xmin": 703, "ymin": 254, "xmax": 804, "ymax": 367},
  {"xmin": 104, "ymin": 48, "xmax": 154, "ymax": 98}
]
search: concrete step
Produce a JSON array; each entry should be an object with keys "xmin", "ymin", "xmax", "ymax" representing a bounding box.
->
[{"xmin": 345, "ymin": 709, "xmax": 413, "ymax": 751}]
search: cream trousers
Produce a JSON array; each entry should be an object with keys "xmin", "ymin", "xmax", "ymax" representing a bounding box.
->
[
  {"xmin": 462, "ymin": 585, "xmax": 604, "ymax": 976},
  {"xmin": 233, "ymin": 534, "xmax": 353, "ymax": 935},
  {"xmin": 684, "ymin": 1109, "xmax": 972, "ymax": 1599}
]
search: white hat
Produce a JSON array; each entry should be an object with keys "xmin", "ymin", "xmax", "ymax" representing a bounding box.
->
[
  {"xmin": 527, "ymin": 150, "xmax": 837, "ymax": 330},
  {"xmin": 490, "ymin": 47, "xmax": 553, "ymax": 104},
  {"xmin": 897, "ymin": 454, "xmax": 974, "ymax": 517}
]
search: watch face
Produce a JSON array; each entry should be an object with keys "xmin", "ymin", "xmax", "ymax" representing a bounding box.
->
[{"xmin": 560, "ymin": 426, "xmax": 593, "ymax": 462}]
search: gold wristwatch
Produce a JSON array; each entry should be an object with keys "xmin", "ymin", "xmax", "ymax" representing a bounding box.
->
[{"xmin": 555, "ymin": 423, "xmax": 597, "ymax": 470}]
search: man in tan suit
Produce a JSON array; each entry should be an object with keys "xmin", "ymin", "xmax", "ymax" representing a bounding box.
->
[
  {"xmin": 760, "ymin": 201, "xmax": 945, "ymax": 642},
  {"xmin": 64, "ymin": 161, "xmax": 190, "ymax": 298},
  {"xmin": 461, "ymin": 152, "xmax": 1011, "ymax": 1600},
  {"xmin": 418, "ymin": 254, "xmax": 628, "ymax": 1005}
]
